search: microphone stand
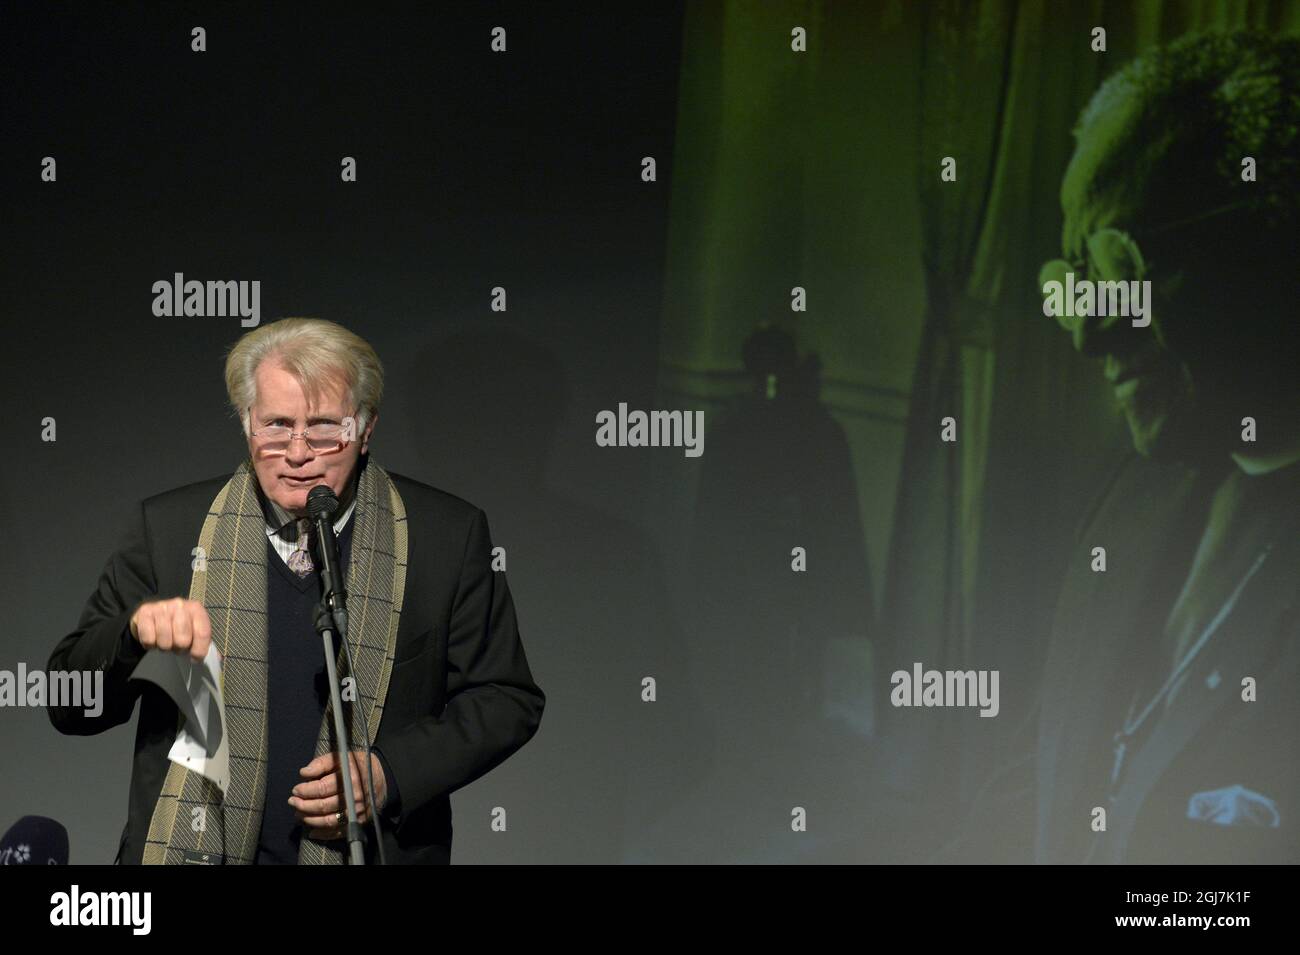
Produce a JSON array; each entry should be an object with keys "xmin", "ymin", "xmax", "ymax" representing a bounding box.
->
[
  {"xmin": 310, "ymin": 510, "xmax": 366, "ymax": 866},
  {"xmin": 313, "ymin": 598, "xmax": 366, "ymax": 865}
]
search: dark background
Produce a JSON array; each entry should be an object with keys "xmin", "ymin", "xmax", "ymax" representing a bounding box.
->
[
  {"xmin": 2, "ymin": 1, "xmax": 694, "ymax": 864},
  {"xmin": 4, "ymin": 1, "xmax": 1296, "ymax": 864}
]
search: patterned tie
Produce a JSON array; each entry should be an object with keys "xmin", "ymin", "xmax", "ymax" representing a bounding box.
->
[{"xmin": 286, "ymin": 517, "xmax": 314, "ymax": 577}]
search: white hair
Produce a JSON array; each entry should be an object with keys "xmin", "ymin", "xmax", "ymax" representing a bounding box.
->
[{"xmin": 224, "ymin": 317, "xmax": 384, "ymax": 437}]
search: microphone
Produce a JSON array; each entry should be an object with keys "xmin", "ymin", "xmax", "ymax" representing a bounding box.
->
[
  {"xmin": 1, "ymin": 815, "xmax": 69, "ymax": 865},
  {"xmin": 307, "ymin": 484, "xmax": 348, "ymax": 615}
]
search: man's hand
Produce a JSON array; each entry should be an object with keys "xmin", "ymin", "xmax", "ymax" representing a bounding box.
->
[
  {"xmin": 130, "ymin": 597, "xmax": 213, "ymax": 662},
  {"xmin": 291, "ymin": 750, "xmax": 388, "ymax": 841}
]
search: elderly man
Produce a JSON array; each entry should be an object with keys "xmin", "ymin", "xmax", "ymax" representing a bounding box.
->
[
  {"xmin": 941, "ymin": 31, "xmax": 1299, "ymax": 864},
  {"xmin": 48, "ymin": 317, "xmax": 544, "ymax": 864}
]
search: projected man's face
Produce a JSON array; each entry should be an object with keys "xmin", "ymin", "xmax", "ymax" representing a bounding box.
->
[
  {"xmin": 1051, "ymin": 105, "xmax": 1225, "ymax": 463},
  {"xmin": 1055, "ymin": 185, "xmax": 1190, "ymax": 457}
]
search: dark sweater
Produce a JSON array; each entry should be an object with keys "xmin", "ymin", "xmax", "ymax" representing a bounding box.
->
[{"xmin": 254, "ymin": 517, "xmax": 400, "ymax": 864}]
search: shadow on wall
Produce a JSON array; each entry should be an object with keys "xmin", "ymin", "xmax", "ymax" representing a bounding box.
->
[
  {"xmin": 400, "ymin": 327, "xmax": 710, "ymax": 862},
  {"xmin": 688, "ymin": 323, "xmax": 875, "ymax": 737},
  {"xmin": 629, "ymin": 323, "xmax": 882, "ymax": 862}
]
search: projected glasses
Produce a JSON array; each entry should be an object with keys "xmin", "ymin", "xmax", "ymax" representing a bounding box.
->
[
  {"xmin": 1040, "ymin": 201, "xmax": 1255, "ymax": 290},
  {"xmin": 1038, "ymin": 200, "xmax": 1256, "ymax": 331}
]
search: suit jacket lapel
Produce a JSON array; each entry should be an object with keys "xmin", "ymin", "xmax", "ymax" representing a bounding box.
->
[
  {"xmin": 1036, "ymin": 458, "xmax": 1214, "ymax": 862},
  {"xmin": 1096, "ymin": 469, "xmax": 1300, "ymax": 862}
]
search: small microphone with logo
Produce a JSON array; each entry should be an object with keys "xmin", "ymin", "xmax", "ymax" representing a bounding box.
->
[{"xmin": 1, "ymin": 815, "xmax": 69, "ymax": 865}]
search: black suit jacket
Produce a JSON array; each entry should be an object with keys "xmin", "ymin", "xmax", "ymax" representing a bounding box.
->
[
  {"xmin": 1035, "ymin": 456, "xmax": 1300, "ymax": 864},
  {"xmin": 47, "ymin": 461, "xmax": 545, "ymax": 864},
  {"xmin": 936, "ymin": 455, "xmax": 1299, "ymax": 864}
]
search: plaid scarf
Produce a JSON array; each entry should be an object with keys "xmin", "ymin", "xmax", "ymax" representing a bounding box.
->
[{"xmin": 142, "ymin": 455, "xmax": 408, "ymax": 864}]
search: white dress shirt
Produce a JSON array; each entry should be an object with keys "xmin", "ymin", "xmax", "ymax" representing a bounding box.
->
[{"xmin": 262, "ymin": 487, "xmax": 357, "ymax": 567}]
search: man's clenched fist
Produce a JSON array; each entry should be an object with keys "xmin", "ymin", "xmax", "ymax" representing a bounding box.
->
[{"xmin": 130, "ymin": 597, "xmax": 213, "ymax": 662}]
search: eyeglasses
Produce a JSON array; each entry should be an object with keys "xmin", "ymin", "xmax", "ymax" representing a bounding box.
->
[
  {"xmin": 1038, "ymin": 200, "xmax": 1256, "ymax": 329},
  {"xmin": 1040, "ymin": 201, "xmax": 1255, "ymax": 286},
  {"xmin": 248, "ymin": 407, "xmax": 358, "ymax": 455}
]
